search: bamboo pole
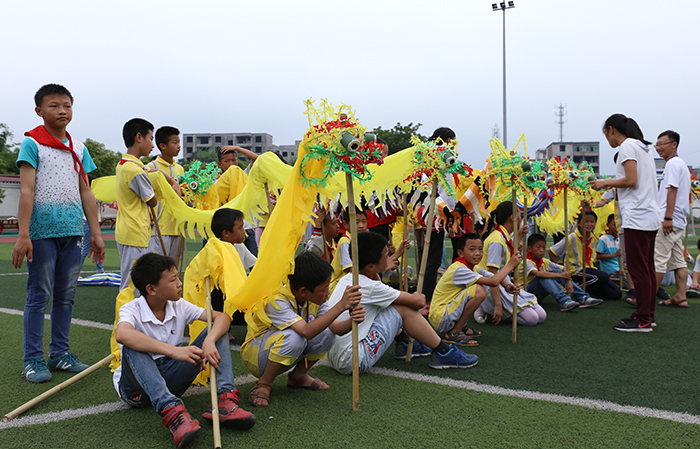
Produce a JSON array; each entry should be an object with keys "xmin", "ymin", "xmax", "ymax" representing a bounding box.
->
[
  {"xmin": 613, "ymin": 191, "xmax": 624, "ymax": 290},
  {"xmin": 264, "ymin": 182, "xmax": 275, "ymax": 216},
  {"xmin": 205, "ymin": 277, "xmax": 222, "ymax": 449},
  {"xmin": 563, "ymin": 187, "xmax": 569, "ymax": 273},
  {"xmin": 3, "ymin": 353, "xmax": 115, "ymax": 421},
  {"xmin": 511, "ymin": 188, "xmax": 519, "ymax": 343},
  {"xmin": 582, "ymin": 205, "xmax": 587, "ymax": 294},
  {"xmin": 175, "ymin": 235, "xmax": 185, "ymax": 274},
  {"xmin": 150, "ymin": 206, "xmax": 168, "ymax": 257},
  {"xmin": 402, "ymin": 194, "xmax": 410, "ymax": 292},
  {"xmin": 316, "ymin": 194, "xmax": 330, "ymax": 262},
  {"xmin": 407, "ymin": 177, "xmax": 439, "ymax": 362},
  {"xmin": 345, "ymin": 173, "xmax": 361, "ymax": 411}
]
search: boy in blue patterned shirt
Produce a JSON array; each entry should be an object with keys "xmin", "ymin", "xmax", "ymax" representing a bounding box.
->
[{"xmin": 13, "ymin": 84, "xmax": 105, "ymax": 383}]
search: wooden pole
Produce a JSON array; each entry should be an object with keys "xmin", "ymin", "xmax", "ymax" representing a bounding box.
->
[
  {"xmin": 205, "ymin": 277, "xmax": 222, "ymax": 449},
  {"xmin": 345, "ymin": 173, "xmax": 360, "ymax": 411},
  {"xmin": 264, "ymin": 182, "xmax": 275, "ymax": 216},
  {"xmin": 175, "ymin": 235, "xmax": 185, "ymax": 274},
  {"xmin": 582, "ymin": 204, "xmax": 587, "ymax": 294},
  {"xmin": 407, "ymin": 177, "xmax": 439, "ymax": 361},
  {"xmin": 511, "ymin": 187, "xmax": 519, "ymax": 343},
  {"xmin": 613, "ymin": 191, "xmax": 624, "ymax": 290},
  {"xmin": 150, "ymin": 206, "xmax": 168, "ymax": 257},
  {"xmin": 316, "ymin": 194, "xmax": 330, "ymax": 262},
  {"xmin": 402, "ymin": 194, "xmax": 410, "ymax": 292},
  {"xmin": 3, "ymin": 353, "xmax": 115, "ymax": 421},
  {"xmin": 563, "ymin": 187, "xmax": 569, "ymax": 272}
]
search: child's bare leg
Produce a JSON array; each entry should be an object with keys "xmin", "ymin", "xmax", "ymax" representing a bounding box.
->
[
  {"xmin": 393, "ymin": 304, "xmax": 441, "ymax": 348},
  {"xmin": 448, "ymin": 285, "xmax": 487, "ymax": 334}
]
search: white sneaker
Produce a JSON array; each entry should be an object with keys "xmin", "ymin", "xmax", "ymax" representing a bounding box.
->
[{"xmin": 474, "ymin": 305, "xmax": 487, "ymax": 324}]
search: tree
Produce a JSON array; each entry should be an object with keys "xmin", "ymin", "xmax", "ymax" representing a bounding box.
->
[
  {"xmin": 0, "ymin": 123, "xmax": 19, "ymax": 174},
  {"xmin": 84, "ymin": 138, "xmax": 122, "ymax": 178},
  {"xmin": 372, "ymin": 122, "xmax": 427, "ymax": 155}
]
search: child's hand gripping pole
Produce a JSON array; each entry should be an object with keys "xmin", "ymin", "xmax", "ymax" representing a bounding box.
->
[
  {"xmin": 407, "ymin": 176, "xmax": 439, "ymax": 362},
  {"xmin": 345, "ymin": 172, "xmax": 361, "ymax": 411},
  {"xmin": 205, "ymin": 277, "xmax": 222, "ymax": 449}
]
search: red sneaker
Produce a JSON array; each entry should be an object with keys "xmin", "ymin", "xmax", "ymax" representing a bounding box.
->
[
  {"xmin": 161, "ymin": 404, "xmax": 201, "ymax": 448},
  {"xmin": 202, "ymin": 389, "xmax": 256, "ymax": 430}
]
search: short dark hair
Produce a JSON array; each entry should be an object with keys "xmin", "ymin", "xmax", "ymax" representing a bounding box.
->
[
  {"xmin": 123, "ymin": 118, "xmax": 154, "ymax": 148},
  {"xmin": 527, "ymin": 233, "xmax": 546, "ymax": 247},
  {"xmin": 607, "ymin": 213, "xmax": 616, "ymax": 224},
  {"xmin": 658, "ymin": 130, "xmax": 680, "ymax": 146},
  {"xmin": 131, "ymin": 253, "xmax": 177, "ymax": 297},
  {"xmin": 455, "ymin": 233, "xmax": 482, "ymax": 252},
  {"xmin": 289, "ymin": 251, "xmax": 334, "ymax": 292},
  {"xmin": 356, "ymin": 231, "xmax": 387, "ymax": 270},
  {"xmin": 218, "ymin": 147, "xmax": 236, "ymax": 162},
  {"xmin": 578, "ymin": 209, "xmax": 598, "ymax": 223},
  {"xmin": 155, "ymin": 126, "xmax": 180, "ymax": 149},
  {"xmin": 429, "ymin": 127, "xmax": 456, "ymax": 143},
  {"xmin": 35, "ymin": 84, "xmax": 73, "ymax": 107},
  {"xmin": 342, "ymin": 206, "xmax": 366, "ymax": 225},
  {"xmin": 211, "ymin": 208, "xmax": 244, "ymax": 239}
]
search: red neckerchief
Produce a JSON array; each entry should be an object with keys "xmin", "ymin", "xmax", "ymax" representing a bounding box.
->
[
  {"xmin": 455, "ymin": 256, "xmax": 473, "ymax": 270},
  {"xmin": 495, "ymin": 225, "xmax": 514, "ymax": 257},
  {"xmin": 577, "ymin": 230, "xmax": 594, "ymax": 268},
  {"xmin": 25, "ymin": 125, "xmax": 88, "ymax": 185},
  {"xmin": 526, "ymin": 252, "xmax": 544, "ymax": 270},
  {"xmin": 606, "ymin": 231, "xmax": 618, "ymax": 239}
]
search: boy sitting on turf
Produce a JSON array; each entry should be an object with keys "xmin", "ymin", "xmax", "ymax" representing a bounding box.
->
[
  {"xmin": 114, "ymin": 253, "xmax": 255, "ymax": 448},
  {"xmin": 327, "ymin": 232, "xmax": 478, "ymax": 373},
  {"xmin": 596, "ymin": 213, "xmax": 622, "ymax": 278},
  {"xmin": 521, "ymin": 233, "xmax": 603, "ymax": 311},
  {"xmin": 241, "ymin": 251, "xmax": 363, "ymax": 407},
  {"xmin": 549, "ymin": 210, "xmax": 621, "ymax": 301},
  {"xmin": 430, "ymin": 233, "xmax": 522, "ymax": 346}
]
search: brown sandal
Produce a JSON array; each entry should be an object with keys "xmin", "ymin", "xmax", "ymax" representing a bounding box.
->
[{"xmin": 248, "ymin": 382, "xmax": 272, "ymax": 407}]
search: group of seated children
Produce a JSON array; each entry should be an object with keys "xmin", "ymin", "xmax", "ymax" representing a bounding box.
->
[{"xmin": 113, "ymin": 200, "xmax": 635, "ymax": 448}]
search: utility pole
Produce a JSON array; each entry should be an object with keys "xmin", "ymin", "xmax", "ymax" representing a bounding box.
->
[{"xmin": 555, "ymin": 104, "xmax": 567, "ymax": 142}]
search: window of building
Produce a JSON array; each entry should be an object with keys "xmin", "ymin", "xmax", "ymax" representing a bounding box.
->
[
  {"xmin": 187, "ymin": 147, "xmax": 193, "ymax": 153},
  {"xmin": 586, "ymin": 145, "xmax": 598, "ymax": 152},
  {"xmin": 199, "ymin": 136, "xmax": 209, "ymax": 145},
  {"xmin": 573, "ymin": 156, "xmax": 583, "ymax": 163},
  {"xmin": 574, "ymin": 145, "xmax": 583, "ymax": 153},
  {"xmin": 186, "ymin": 136, "xmax": 193, "ymax": 143},
  {"xmin": 255, "ymin": 136, "xmax": 262, "ymax": 143},
  {"xmin": 255, "ymin": 147, "xmax": 262, "ymax": 154},
  {"xmin": 215, "ymin": 136, "xmax": 221, "ymax": 143},
  {"xmin": 228, "ymin": 140, "xmax": 233, "ymax": 145},
  {"xmin": 236, "ymin": 136, "xmax": 251, "ymax": 144},
  {"xmin": 559, "ymin": 145, "xmax": 566, "ymax": 152},
  {"xmin": 282, "ymin": 151, "xmax": 288, "ymax": 157}
]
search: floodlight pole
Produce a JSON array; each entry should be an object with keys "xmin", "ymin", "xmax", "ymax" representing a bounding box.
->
[{"xmin": 492, "ymin": 1, "xmax": 515, "ymax": 148}]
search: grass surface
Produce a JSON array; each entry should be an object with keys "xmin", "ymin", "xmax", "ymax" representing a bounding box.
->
[{"xmin": 1, "ymin": 237, "xmax": 700, "ymax": 448}]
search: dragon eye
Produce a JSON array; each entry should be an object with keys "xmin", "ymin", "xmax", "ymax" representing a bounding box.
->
[
  {"xmin": 189, "ymin": 181, "xmax": 198, "ymax": 191},
  {"xmin": 441, "ymin": 150, "xmax": 457, "ymax": 166},
  {"xmin": 340, "ymin": 132, "xmax": 361, "ymax": 152}
]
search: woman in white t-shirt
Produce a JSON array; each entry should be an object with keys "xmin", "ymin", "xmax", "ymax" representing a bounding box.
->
[{"xmin": 590, "ymin": 114, "xmax": 661, "ymax": 332}]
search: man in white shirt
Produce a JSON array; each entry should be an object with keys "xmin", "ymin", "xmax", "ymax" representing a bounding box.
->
[{"xmin": 654, "ymin": 130, "xmax": 691, "ymax": 308}]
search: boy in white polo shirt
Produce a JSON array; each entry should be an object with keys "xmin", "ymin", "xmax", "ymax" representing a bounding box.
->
[{"xmin": 114, "ymin": 253, "xmax": 255, "ymax": 448}]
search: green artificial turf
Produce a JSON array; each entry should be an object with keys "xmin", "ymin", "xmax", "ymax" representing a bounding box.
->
[{"xmin": 1, "ymin": 236, "xmax": 700, "ymax": 449}]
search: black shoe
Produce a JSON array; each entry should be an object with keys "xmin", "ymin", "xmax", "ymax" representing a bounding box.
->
[
  {"xmin": 657, "ymin": 288, "xmax": 670, "ymax": 300},
  {"xmin": 620, "ymin": 314, "xmax": 656, "ymax": 327},
  {"xmin": 615, "ymin": 317, "xmax": 653, "ymax": 332}
]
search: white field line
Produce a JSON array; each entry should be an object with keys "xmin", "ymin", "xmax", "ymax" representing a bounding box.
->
[
  {"xmin": 0, "ymin": 270, "xmax": 113, "ymax": 277},
  {"xmin": 370, "ymin": 367, "xmax": 700, "ymax": 426},
  {"xmin": 2, "ymin": 307, "xmax": 699, "ymax": 429},
  {"xmin": 0, "ymin": 308, "xmax": 112, "ymax": 331}
]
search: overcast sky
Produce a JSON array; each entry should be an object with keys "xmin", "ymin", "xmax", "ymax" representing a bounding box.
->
[{"xmin": 2, "ymin": 0, "xmax": 699, "ymax": 176}]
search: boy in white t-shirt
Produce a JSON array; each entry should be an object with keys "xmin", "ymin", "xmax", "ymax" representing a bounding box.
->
[
  {"xmin": 327, "ymin": 232, "xmax": 478, "ymax": 374},
  {"xmin": 114, "ymin": 253, "xmax": 255, "ymax": 448}
]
